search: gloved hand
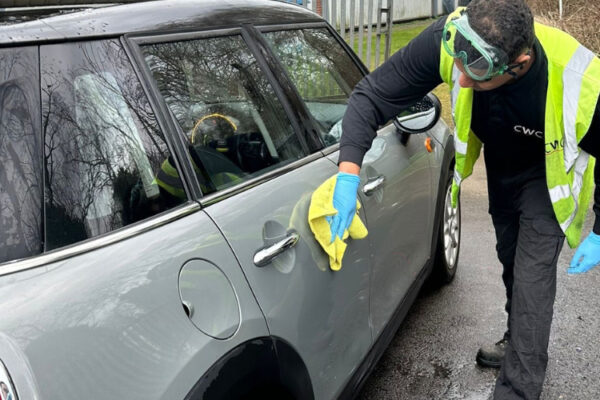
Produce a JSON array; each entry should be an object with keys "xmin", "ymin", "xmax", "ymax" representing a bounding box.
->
[
  {"xmin": 328, "ymin": 172, "xmax": 360, "ymax": 243},
  {"xmin": 568, "ymin": 232, "xmax": 600, "ymax": 274}
]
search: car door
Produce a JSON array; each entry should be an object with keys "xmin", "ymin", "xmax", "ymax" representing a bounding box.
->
[
  {"xmin": 261, "ymin": 25, "xmax": 434, "ymax": 339},
  {"xmin": 356, "ymin": 120, "xmax": 434, "ymax": 337},
  {"xmin": 138, "ymin": 29, "xmax": 373, "ymax": 400},
  {"xmin": 0, "ymin": 40, "xmax": 269, "ymax": 400}
]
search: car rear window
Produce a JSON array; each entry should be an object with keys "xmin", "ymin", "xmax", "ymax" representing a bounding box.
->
[{"xmin": 40, "ymin": 39, "xmax": 186, "ymax": 251}]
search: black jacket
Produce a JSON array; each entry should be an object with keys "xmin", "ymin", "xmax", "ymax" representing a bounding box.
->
[{"xmin": 339, "ymin": 18, "xmax": 600, "ymax": 234}]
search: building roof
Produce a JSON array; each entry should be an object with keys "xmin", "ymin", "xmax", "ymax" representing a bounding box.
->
[{"xmin": 0, "ymin": 0, "xmax": 322, "ymax": 45}]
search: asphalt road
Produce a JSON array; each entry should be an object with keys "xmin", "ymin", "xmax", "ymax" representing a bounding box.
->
[{"xmin": 358, "ymin": 158, "xmax": 600, "ymax": 400}]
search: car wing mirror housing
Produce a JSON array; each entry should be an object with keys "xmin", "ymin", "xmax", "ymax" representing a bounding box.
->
[{"xmin": 394, "ymin": 93, "xmax": 442, "ymax": 145}]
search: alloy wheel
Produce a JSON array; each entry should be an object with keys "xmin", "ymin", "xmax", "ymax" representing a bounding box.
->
[{"xmin": 443, "ymin": 184, "xmax": 460, "ymax": 269}]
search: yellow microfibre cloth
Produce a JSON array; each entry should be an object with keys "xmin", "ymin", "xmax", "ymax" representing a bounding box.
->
[{"xmin": 308, "ymin": 175, "xmax": 368, "ymax": 271}]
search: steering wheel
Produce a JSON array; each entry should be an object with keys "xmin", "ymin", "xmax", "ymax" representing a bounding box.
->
[{"xmin": 190, "ymin": 113, "xmax": 238, "ymax": 151}]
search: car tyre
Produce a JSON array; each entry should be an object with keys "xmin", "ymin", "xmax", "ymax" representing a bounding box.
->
[
  {"xmin": 432, "ymin": 171, "xmax": 461, "ymax": 284},
  {"xmin": 244, "ymin": 385, "xmax": 295, "ymax": 400}
]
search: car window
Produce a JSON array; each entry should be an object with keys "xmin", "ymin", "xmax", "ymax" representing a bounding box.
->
[
  {"xmin": 0, "ymin": 47, "xmax": 43, "ymax": 264},
  {"xmin": 41, "ymin": 40, "xmax": 186, "ymax": 251},
  {"xmin": 263, "ymin": 28, "xmax": 363, "ymax": 147},
  {"xmin": 141, "ymin": 35, "xmax": 308, "ymax": 196}
]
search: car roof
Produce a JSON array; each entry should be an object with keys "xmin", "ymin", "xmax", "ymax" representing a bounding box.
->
[{"xmin": 0, "ymin": 0, "xmax": 323, "ymax": 46}]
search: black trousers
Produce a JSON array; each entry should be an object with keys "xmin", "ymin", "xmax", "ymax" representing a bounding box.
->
[{"xmin": 490, "ymin": 179, "xmax": 565, "ymax": 400}]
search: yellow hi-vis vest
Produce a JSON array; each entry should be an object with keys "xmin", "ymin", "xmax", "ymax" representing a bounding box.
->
[{"xmin": 440, "ymin": 8, "xmax": 600, "ymax": 248}]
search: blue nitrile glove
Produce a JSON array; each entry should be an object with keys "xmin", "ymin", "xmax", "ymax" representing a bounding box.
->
[
  {"xmin": 568, "ymin": 232, "xmax": 600, "ymax": 274},
  {"xmin": 328, "ymin": 172, "xmax": 360, "ymax": 243}
]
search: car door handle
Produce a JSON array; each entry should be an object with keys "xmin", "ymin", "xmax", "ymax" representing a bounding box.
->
[
  {"xmin": 362, "ymin": 176, "xmax": 385, "ymax": 196},
  {"xmin": 254, "ymin": 231, "xmax": 299, "ymax": 267}
]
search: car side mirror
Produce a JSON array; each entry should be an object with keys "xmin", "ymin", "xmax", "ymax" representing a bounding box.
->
[{"xmin": 394, "ymin": 93, "xmax": 442, "ymax": 145}]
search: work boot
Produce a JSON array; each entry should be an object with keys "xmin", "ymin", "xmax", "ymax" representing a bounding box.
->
[{"xmin": 476, "ymin": 338, "xmax": 508, "ymax": 368}]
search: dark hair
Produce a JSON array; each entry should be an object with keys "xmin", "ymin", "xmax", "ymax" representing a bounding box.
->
[{"xmin": 455, "ymin": 0, "xmax": 535, "ymax": 63}]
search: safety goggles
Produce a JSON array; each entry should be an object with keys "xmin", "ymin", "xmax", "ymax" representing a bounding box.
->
[{"xmin": 442, "ymin": 13, "xmax": 511, "ymax": 81}]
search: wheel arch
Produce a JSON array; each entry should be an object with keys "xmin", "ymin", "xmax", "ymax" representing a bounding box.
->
[{"xmin": 184, "ymin": 336, "xmax": 313, "ymax": 400}]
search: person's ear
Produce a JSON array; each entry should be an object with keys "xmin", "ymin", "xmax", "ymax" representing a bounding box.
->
[{"xmin": 513, "ymin": 51, "xmax": 531, "ymax": 66}]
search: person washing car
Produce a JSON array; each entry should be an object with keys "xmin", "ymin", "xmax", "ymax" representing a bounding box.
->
[{"xmin": 327, "ymin": 0, "xmax": 600, "ymax": 398}]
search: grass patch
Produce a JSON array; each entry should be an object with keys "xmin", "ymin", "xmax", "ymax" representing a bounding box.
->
[{"xmin": 348, "ymin": 19, "xmax": 435, "ymax": 70}]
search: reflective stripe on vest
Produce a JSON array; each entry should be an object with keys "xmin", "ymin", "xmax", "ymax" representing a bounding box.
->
[
  {"xmin": 563, "ymin": 47, "xmax": 597, "ymax": 171},
  {"xmin": 454, "ymin": 132, "xmax": 468, "ymax": 154},
  {"xmin": 450, "ymin": 65, "xmax": 461, "ymax": 118},
  {"xmin": 156, "ymin": 158, "xmax": 186, "ymax": 199},
  {"xmin": 550, "ymin": 151, "xmax": 591, "ymax": 232},
  {"xmin": 536, "ymin": 23, "xmax": 599, "ymax": 246},
  {"xmin": 439, "ymin": 11, "xmax": 600, "ymax": 248}
]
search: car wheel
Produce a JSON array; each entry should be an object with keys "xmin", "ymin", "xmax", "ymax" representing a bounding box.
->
[{"xmin": 433, "ymin": 172, "xmax": 461, "ymax": 283}]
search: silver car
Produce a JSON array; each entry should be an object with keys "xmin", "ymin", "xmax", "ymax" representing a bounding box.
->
[{"xmin": 0, "ymin": 1, "xmax": 460, "ymax": 399}]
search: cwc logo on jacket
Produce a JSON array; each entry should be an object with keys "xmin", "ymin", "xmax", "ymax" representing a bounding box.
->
[
  {"xmin": 512, "ymin": 124, "xmax": 564, "ymax": 154},
  {"xmin": 514, "ymin": 125, "xmax": 544, "ymax": 139},
  {"xmin": 545, "ymin": 138, "xmax": 564, "ymax": 155}
]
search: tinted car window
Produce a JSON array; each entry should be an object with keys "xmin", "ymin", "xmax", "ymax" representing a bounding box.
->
[
  {"xmin": 264, "ymin": 29, "xmax": 363, "ymax": 146},
  {"xmin": 0, "ymin": 47, "xmax": 43, "ymax": 264},
  {"xmin": 41, "ymin": 40, "xmax": 185, "ymax": 251},
  {"xmin": 142, "ymin": 35, "xmax": 307, "ymax": 196}
]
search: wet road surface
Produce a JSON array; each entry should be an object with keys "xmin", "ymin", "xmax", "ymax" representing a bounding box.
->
[{"xmin": 358, "ymin": 159, "xmax": 600, "ymax": 400}]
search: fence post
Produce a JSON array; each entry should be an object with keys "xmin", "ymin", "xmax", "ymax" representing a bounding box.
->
[
  {"xmin": 559, "ymin": 0, "xmax": 563, "ymax": 19},
  {"xmin": 375, "ymin": 0, "xmax": 382, "ymax": 67},
  {"xmin": 340, "ymin": 0, "xmax": 346, "ymax": 41},
  {"xmin": 349, "ymin": 0, "xmax": 356, "ymax": 49},
  {"xmin": 358, "ymin": 0, "xmax": 364, "ymax": 59},
  {"xmin": 332, "ymin": 0, "xmax": 337, "ymax": 30},
  {"xmin": 384, "ymin": 0, "xmax": 392, "ymax": 61},
  {"xmin": 366, "ymin": 0, "xmax": 374, "ymax": 68}
]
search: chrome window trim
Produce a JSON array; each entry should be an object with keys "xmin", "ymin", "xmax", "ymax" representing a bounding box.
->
[
  {"xmin": 129, "ymin": 27, "xmax": 242, "ymax": 45},
  {"xmin": 200, "ymin": 152, "xmax": 323, "ymax": 206},
  {"xmin": 0, "ymin": 202, "xmax": 200, "ymax": 277},
  {"xmin": 321, "ymin": 143, "xmax": 340, "ymax": 156},
  {"xmin": 256, "ymin": 22, "xmax": 329, "ymax": 32}
]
